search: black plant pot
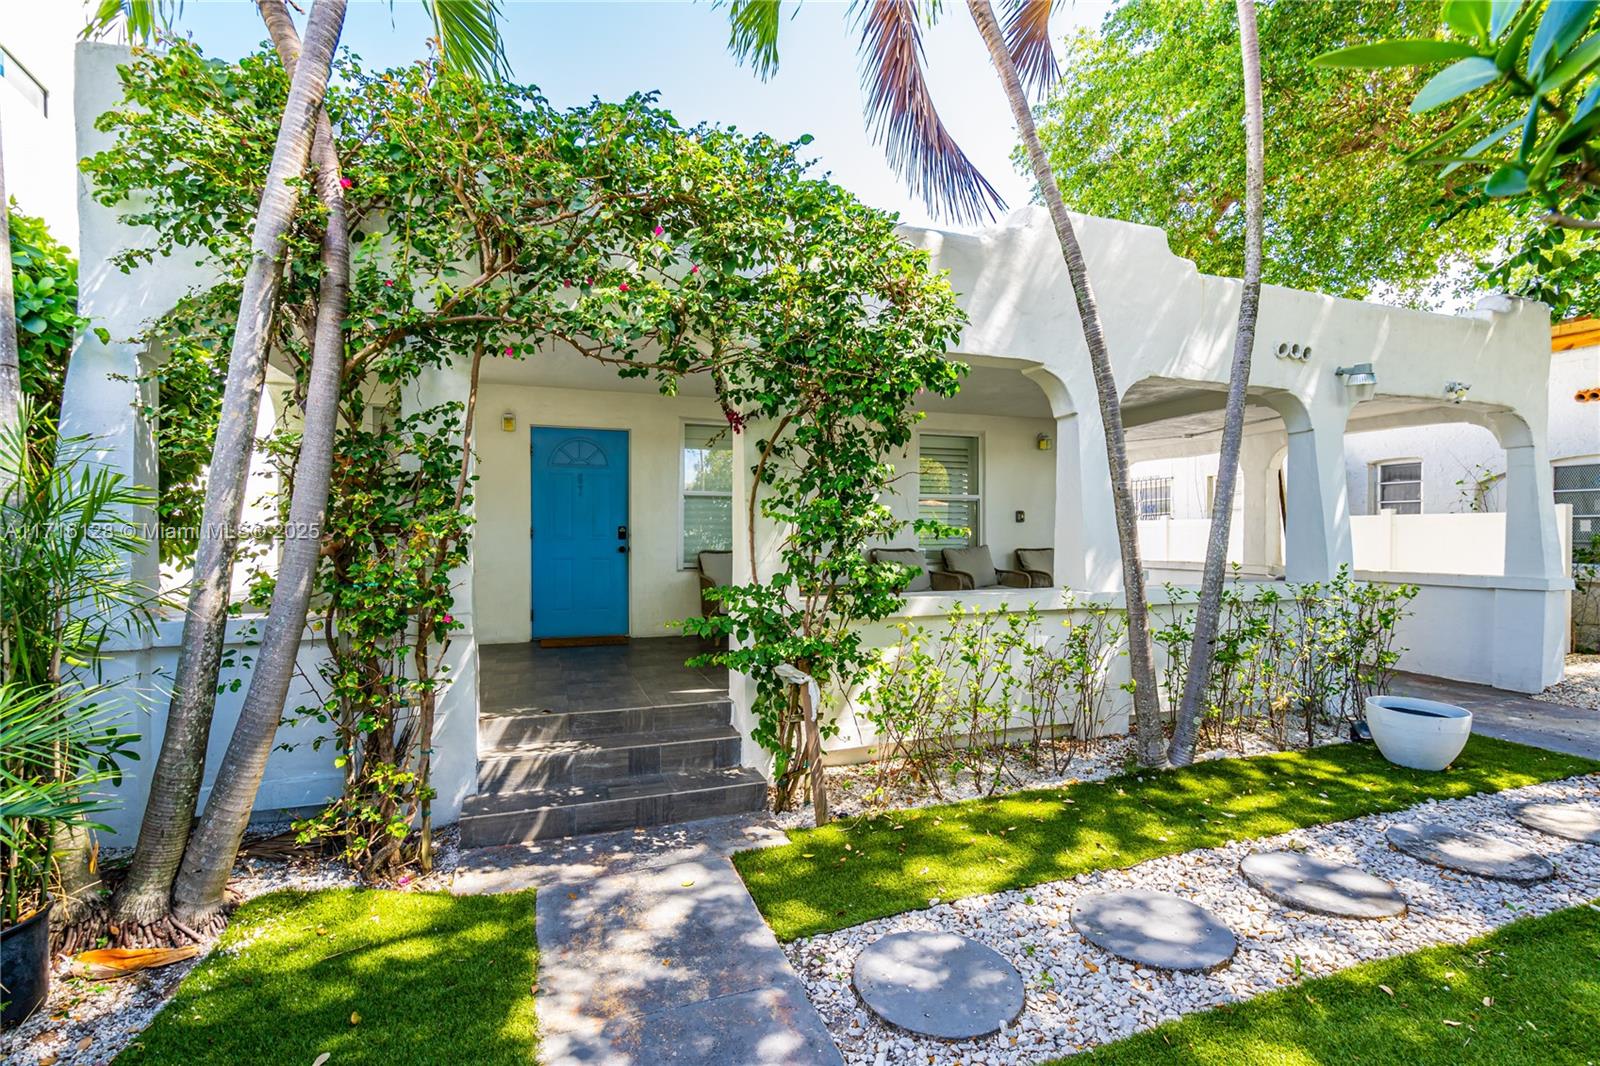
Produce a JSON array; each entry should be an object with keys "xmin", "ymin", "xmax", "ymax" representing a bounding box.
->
[{"xmin": 1, "ymin": 899, "xmax": 53, "ymax": 1029}]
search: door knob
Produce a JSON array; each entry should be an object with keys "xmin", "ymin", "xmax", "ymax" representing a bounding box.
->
[{"xmin": 617, "ymin": 545, "xmax": 628, "ymax": 554}]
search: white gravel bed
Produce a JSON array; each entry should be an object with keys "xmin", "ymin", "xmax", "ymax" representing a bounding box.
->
[
  {"xmin": 1536, "ymin": 653, "xmax": 1600, "ymax": 710},
  {"xmin": 0, "ymin": 827, "xmax": 466, "ymax": 1066},
  {"xmin": 785, "ymin": 774, "xmax": 1600, "ymax": 1066},
  {"xmin": 773, "ymin": 724, "xmax": 1346, "ymax": 830}
]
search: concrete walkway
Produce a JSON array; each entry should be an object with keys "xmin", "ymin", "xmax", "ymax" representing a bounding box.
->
[
  {"xmin": 452, "ymin": 815, "xmax": 843, "ymax": 1065},
  {"xmin": 1389, "ymin": 671, "xmax": 1599, "ymax": 759}
]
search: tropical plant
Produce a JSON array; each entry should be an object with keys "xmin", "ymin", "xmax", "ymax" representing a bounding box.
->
[
  {"xmin": 0, "ymin": 141, "xmax": 18, "ymax": 446},
  {"xmin": 1314, "ymin": 0, "xmax": 1599, "ymax": 318},
  {"xmin": 1169, "ymin": 0, "xmax": 1264, "ymax": 768},
  {"xmin": 87, "ymin": 0, "xmax": 507, "ymax": 944},
  {"xmin": 5, "ymin": 209, "xmax": 91, "ymax": 448},
  {"xmin": 0, "ymin": 683, "xmax": 138, "ymax": 930}
]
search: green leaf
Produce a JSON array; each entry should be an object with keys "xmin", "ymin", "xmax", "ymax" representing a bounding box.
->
[
  {"xmin": 1535, "ymin": 30, "xmax": 1600, "ymax": 92},
  {"xmin": 1484, "ymin": 163, "xmax": 1530, "ymax": 194},
  {"xmin": 1572, "ymin": 77, "xmax": 1600, "ymax": 125},
  {"xmin": 1496, "ymin": 0, "xmax": 1545, "ymax": 67},
  {"xmin": 1527, "ymin": 0, "xmax": 1598, "ymax": 78},
  {"xmin": 1444, "ymin": 0, "xmax": 1492, "ymax": 39},
  {"xmin": 1490, "ymin": 0, "xmax": 1525, "ymax": 39},
  {"xmin": 1410, "ymin": 57, "xmax": 1503, "ymax": 111},
  {"xmin": 1441, "ymin": 117, "xmax": 1523, "ymax": 173},
  {"xmin": 1312, "ymin": 39, "xmax": 1483, "ymax": 68},
  {"xmin": 1518, "ymin": 96, "xmax": 1541, "ymax": 160}
]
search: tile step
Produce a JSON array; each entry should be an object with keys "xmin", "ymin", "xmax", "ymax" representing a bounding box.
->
[
  {"xmin": 475, "ymin": 725, "xmax": 743, "ymax": 791},
  {"xmin": 458, "ymin": 766, "xmax": 768, "ymax": 846},
  {"xmin": 477, "ymin": 698, "xmax": 734, "ymax": 748}
]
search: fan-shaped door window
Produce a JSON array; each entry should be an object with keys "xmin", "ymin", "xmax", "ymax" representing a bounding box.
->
[{"xmin": 549, "ymin": 437, "xmax": 609, "ymax": 468}]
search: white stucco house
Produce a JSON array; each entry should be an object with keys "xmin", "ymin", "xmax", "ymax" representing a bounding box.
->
[{"xmin": 26, "ymin": 41, "xmax": 1586, "ymax": 845}]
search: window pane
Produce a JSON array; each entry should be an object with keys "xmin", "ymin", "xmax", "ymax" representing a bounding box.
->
[
  {"xmin": 1381, "ymin": 481, "xmax": 1422, "ymax": 504},
  {"xmin": 918, "ymin": 498, "xmax": 976, "ymax": 562},
  {"xmin": 919, "ymin": 434, "xmax": 978, "ymax": 497},
  {"xmin": 1132, "ymin": 477, "xmax": 1171, "ymax": 518},
  {"xmin": 682, "ymin": 494, "xmax": 732, "ymax": 567},
  {"xmin": 1555, "ymin": 487, "xmax": 1600, "ymax": 517},
  {"xmin": 1554, "ymin": 463, "xmax": 1600, "ymax": 492},
  {"xmin": 1380, "ymin": 461, "xmax": 1422, "ymax": 483},
  {"xmin": 682, "ymin": 424, "xmax": 733, "ymax": 493}
]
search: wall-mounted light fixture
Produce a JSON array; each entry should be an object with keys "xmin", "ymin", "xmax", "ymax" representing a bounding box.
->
[
  {"xmin": 1335, "ymin": 362, "xmax": 1377, "ymax": 387},
  {"xmin": 1444, "ymin": 380, "xmax": 1472, "ymax": 404},
  {"xmin": 1035, "ymin": 433, "xmax": 1053, "ymax": 451},
  {"xmin": 501, "ymin": 411, "xmax": 517, "ymax": 433}
]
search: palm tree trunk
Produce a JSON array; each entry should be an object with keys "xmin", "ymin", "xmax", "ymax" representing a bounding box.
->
[
  {"xmin": 0, "ymin": 124, "xmax": 20, "ymax": 449},
  {"xmin": 170, "ymin": 0, "xmax": 351, "ymax": 928},
  {"xmin": 965, "ymin": 0, "xmax": 1165, "ymax": 766},
  {"xmin": 113, "ymin": 0, "xmax": 349, "ymax": 941},
  {"xmin": 1169, "ymin": 0, "xmax": 1264, "ymax": 767}
]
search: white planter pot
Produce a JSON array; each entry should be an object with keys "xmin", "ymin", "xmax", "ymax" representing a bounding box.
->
[{"xmin": 1364, "ymin": 695, "xmax": 1472, "ymax": 771}]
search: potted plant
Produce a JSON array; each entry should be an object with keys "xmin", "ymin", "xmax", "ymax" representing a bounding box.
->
[
  {"xmin": 2, "ymin": 683, "xmax": 135, "ymax": 1028},
  {"xmin": 1364, "ymin": 693, "xmax": 1472, "ymax": 772}
]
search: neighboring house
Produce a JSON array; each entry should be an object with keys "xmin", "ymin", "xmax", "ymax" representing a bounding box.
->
[{"xmin": 49, "ymin": 42, "xmax": 1576, "ymax": 843}]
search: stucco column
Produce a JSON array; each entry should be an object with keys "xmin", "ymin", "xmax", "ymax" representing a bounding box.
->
[
  {"xmin": 1237, "ymin": 431, "xmax": 1284, "ymax": 573},
  {"xmin": 729, "ymin": 417, "xmax": 787, "ymax": 772},
  {"xmin": 1052, "ymin": 409, "xmax": 1123, "ymax": 592},
  {"xmin": 1272, "ymin": 399, "xmax": 1352, "ymax": 583},
  {"xmin": 1500, "ymin": 441, "xmax": 1564, "ymax": 580}
]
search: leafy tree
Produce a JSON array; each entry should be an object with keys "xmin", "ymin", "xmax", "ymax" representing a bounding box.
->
[
  {"xmin": 1032, "ymin": 0, "xmax": 1514, "ymax": 306},
  {"xmin": 6, "ymin": 209, "xmax": 93, "ymax": 438},
  {"xmin": 1315, "ymin": 0, "xmax": 1599, "ymax": 319}
]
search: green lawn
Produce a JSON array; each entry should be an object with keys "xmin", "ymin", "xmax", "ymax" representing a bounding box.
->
[
  {"xmin": 735, "ymin": 735, "xmax": 1599, "ymax": 941},
  {"xmin": 1069, "ymin": 902, "xmax": 1600, "ymax": 1065},
  {"xmin": 116, "ymin": 888, "xmax": 538, "ymax": 1065}
]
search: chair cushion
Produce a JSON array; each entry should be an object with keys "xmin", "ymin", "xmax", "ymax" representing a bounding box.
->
[
  {"xmin": 1016, "ymin": 548, "xmax": 1053, "ymax": 577},
  {"xmin": 698, "ymin": 550, "xmax": 734, "ymax": 587},
  {"xmin": 873, "ymin": 548, "xmax": 932, "ymax": 592},
  {"xmin": 943, "ymin": 545, "xmax": 997, "ymax": 589}
]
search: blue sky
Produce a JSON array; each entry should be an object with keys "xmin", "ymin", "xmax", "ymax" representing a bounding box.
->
[{"xmin": 166, "ymin": 0, "xmax": 1112, "ymax": 232}]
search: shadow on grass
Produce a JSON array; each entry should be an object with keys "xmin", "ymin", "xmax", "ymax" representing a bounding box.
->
[
  {"xmin": 734, "ymin": 735, "xmax": 1600, "ymax": 941},
  {"xmin": 115, "ymin": 888, "xmax": 537, "ymax": 1066},
  {"xmin": 1067, "ymin": 902, "xmax": 1600, "ymax": 1065}
]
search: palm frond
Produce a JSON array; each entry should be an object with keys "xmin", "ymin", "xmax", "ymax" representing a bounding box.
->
[
  {"xmin": 723, "ymin": 0, "xmax": 786, "ymax": 81},
  {"xmin": 999, "ymin": 0, "xmax": 1060, "ymax": 97},
  {"xmin": 852, "ymin": 0, "xmax": 1006, "ymax": 225},
  {"xmin": 82, "ymin": 0, "xmax": 184, "ymax": 42},
  {"xmin": 421, "ymin": 0, "xmax": 509, "ymax": 82}
]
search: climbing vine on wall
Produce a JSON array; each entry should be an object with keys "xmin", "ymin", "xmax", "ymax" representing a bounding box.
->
[{"xmin": 87, "ymin": 41, "xmax": 965, "ymax": 861}]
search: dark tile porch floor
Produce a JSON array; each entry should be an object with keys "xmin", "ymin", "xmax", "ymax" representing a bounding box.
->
[
  {"xmin": 1389, "ymin": 670, "xmax": 1599, "ymax": 760},
  {"xmin": 479, "ymin": 636, "xmax": 729, "ymax": 715}
]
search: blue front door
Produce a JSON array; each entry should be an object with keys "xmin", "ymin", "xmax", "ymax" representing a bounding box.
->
[{"xmin": 530, "ymin": 427, "xmax": 629, "ymax": 638}]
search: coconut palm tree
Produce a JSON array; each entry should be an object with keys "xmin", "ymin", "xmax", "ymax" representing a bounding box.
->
[
  {"xmin": 1170, "ymin": 0, "xmax": 1264, "ymax": 766},
  {"xmin": 726, "ymin": 0, "xmax": 1170, "ymax": 763},
  {"xmin": 86, "ymin": 0, "xmax": 505, "ymax": 944}
]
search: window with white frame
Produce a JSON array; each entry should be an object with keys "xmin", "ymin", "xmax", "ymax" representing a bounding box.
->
[
  {"xmin": 681, "ymin": 424, "xmax": 732, "ymax": 567},
  {"xmin": 1554, "ymin": 462, "xmax": 1600, "ymax": 550},
  {"xmin": 0, "ymin": 46, "xmax": 47, "ymax": 115},
  {"xmin": 917, "ymin": 433, "xmax": 980, "ymax": 564},
  {"xmin": 1375, "ymin": 460, "xmax": 1423, "ymax": 515},
  {"xmin": 1132, "ymin": 476, "xmax": 1172, "ymax": 518}
]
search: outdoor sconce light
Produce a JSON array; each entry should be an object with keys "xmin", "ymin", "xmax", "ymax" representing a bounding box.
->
[
  {"xmin": 1036, "ymin": 433, "xmax": 1053, "ymax": 451},
  {"xmin": 1335, "ymin": 362, "xmax": 1378, "ymax": 388},
  {"xmin": 501, "ymin": 411, "xmax": 516, "ymax": 433},
  {"xmin": 1444, "ymin": 380, "xmax": 1472, "ymax": 404}
]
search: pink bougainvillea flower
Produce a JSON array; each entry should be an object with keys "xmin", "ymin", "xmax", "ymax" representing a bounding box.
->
[
  {"xmin": 442, "ymin": 614, "xmax": 455, "ymax": 625},
  {"xmin": 397, "ymin": 874, "xmax": 412, "ymax": 886},
  {"xmin": 690, "ymin": 265, "xmax": 700, "ymax": 275},
  {"xmin": 383, "ymin": 279, "xmax": 394, "ymax": 287},
  {"xmin": 585, "ymin": 278, "xmax": 593, "ymax": 286},
  {"xmin": 724, "ymin": 408, "xmax": 745, "ymax": 432},
  {"xmin": 503, "ymin": 345, "xmax": 514, "ymax": 357},
  {"xmin": 339, "ymin": 176, "xmax": 353, "ymax": 190},
  {"xmin": 618, "ymin": 283, "xmax": 630, "ymax": 292},
  {"xmin": 652, "ymin": 225, "xmax": 664, "ymax": 237}
]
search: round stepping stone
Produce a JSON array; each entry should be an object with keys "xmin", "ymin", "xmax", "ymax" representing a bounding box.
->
[
  {"xmin": 1513, "ymin": 801, "xmax": 1600, "ymax": 844},
  {"xmin": 1240, "ymin": 851, "xmax": 1406, "ymax": 919},
  {"xmin": 1386, "ymin": 822, "xmax": 1555, "ymax": 884},
  {"xmin": 1069, "ymin": 890, "xmax": 1236, "ymax": 972},
  {"xmin": 852, "ymin": 931, "xmax": 1024, "ymax": 1039}
]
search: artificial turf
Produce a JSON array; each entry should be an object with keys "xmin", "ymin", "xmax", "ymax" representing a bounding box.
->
[
  {"xmin": 115, "ymin": 888, "xmax": 538, "ymax": 1065},
  {"xmin": 734, "ymin": 735, "xmax": 1599, "ymax": 941},
  {"xmin": 1067, "ymin": 902, "xmax": 1600, "ymax": 1065}
]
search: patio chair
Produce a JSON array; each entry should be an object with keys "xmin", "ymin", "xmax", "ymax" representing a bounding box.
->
[
  {"xmin": 1013, "ymin": 548, "xmax": 1054, "ymax": 587},
  {"xmin": 696, "ymin": 550, "xmax": 733, "ymax": 619},
  {"xmin": 869, "ymin": 547, "xmax": 953, "ymax": 592},
  {"xmin": 940, "ymin": 545, "xmax": 1032, "ymax": 591}
]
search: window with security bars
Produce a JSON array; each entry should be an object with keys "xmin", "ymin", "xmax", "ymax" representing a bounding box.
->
[
  {"xmin": 1555, "ymin": 462, "xmax": 1600, "ymax": 550},
  {"xmin": 681, "ymin": 424, "xmax": 733, "ymax": 567},
  {"xmin": 1376, "ymin": 460, "xmax": 1423, "ymax": 515},
  {"xmin": 917, "ymin": 433, "xmax": 980, "ymax": 564},
  {"xmin": 1132, "ymin": 476, "xmax": 1172, "ymax": 518}
]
